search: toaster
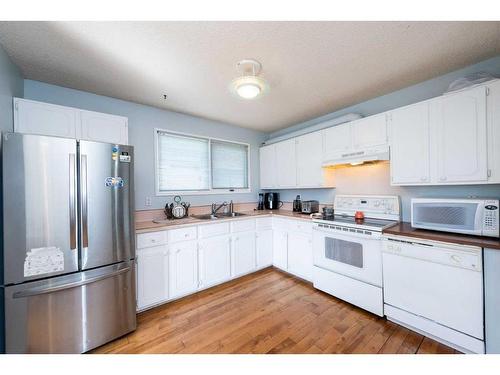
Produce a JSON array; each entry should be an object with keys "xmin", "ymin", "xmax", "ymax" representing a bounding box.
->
[{"xmin": 301, "ymin": 200, "xmax": 319, "ymax": 214}]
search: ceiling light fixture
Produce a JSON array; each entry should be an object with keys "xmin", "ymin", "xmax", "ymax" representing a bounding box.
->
[{"xmin": 230, "ymin": 59, "xmax": 269, "ymax": 100}]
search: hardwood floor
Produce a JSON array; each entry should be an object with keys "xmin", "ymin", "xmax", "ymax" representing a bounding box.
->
[{"xmin": 91, "ymin": 267, "xmax": 459, "ymax": 354}]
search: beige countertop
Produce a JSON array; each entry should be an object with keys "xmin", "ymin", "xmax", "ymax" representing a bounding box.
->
[{"xmin": 135, "ymin": 209, "xmax": 314, "ymax": 234}]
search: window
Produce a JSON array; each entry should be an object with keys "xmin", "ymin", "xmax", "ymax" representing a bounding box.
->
[{"xmin": 156, "ymin": 130, "xmax": 250, "ymax": 194}]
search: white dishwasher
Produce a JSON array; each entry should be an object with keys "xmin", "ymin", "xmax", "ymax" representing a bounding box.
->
[{"xmin": 382, "ymin": 236, "xmax": 484, "ymax": 354}]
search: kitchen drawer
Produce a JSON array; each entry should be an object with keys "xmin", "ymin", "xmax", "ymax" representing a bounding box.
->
[
  {"xmin": 198, "ymin": 222, "xmax": 230, "ymax": 238},
  {"xmin": 289, "ymin": 220, "xmax": 313, "ymax": 234},
  {"xmin": 256, "ymin": 217, "xmax": 272, "ymax": 230},
  {"xmin": 137, "ymin": 231, "xmax": 168, "ymax": 249},
  {"xmin": 168, "ymin": 226, "xmax": 197, "ymax": 243},
  {"xmin": 231, "ymin": 219, "xmax": 256, "ymax": 233},
  {"xmin": 273, "ymin": 217, "xmax": 290, "ymax": 231}
]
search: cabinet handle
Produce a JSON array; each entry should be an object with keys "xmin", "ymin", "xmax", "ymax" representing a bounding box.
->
[
  {"xmin": 175, "ymin": 248, "xmax": 181, "ymax": 254},
  {"xmin": 439, "ymin": 176, "xmax": 447, "ymax": 182},
  {"xmin": 420, "ymin": 177, "xmax": 427, "ymax": 182}
]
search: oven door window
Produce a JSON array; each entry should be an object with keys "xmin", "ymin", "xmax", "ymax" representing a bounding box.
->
[{"xmin": 325, "ymin": 237, "xmax": 363, "ymax": 268}]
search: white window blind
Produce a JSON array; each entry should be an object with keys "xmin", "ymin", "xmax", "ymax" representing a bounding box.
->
[
  {"xmin": 211, "ymin": 140, "xmax": 249, "ymax": 189},
  {"xmin": 157, "ymin": 132, "xmax": 209, "ymax": 191}
]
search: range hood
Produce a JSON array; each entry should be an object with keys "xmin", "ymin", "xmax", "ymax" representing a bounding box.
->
[{"xmin": 322, "ymin": 145, "xmax": 390, "ymax": 167}]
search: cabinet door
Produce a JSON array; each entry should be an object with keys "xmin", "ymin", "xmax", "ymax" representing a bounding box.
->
[
  {"xmin": 169, "ymin": 241, "xmax": 199, "ymax": 299},
  {"xmin": 80, "ymin": 110, "xmax": 129, "ymax": 145},
  {"xmin": 259, "ymin": 144, "xmax": 277, "ymax": 188},
  {"xmin": 296, "ymin": 131, "xmax": 324, "ymax": 187},
  {"xmin": 231, "ymin": 232, "xmax": 257, "ymax": 277},
  {"xmin": 275, "ymin": 139, "xmax": 297, "ymax": 188},
  {"xmin": 137, "ymin": 246, "xmax": 168, "ymax": 310},
  {"xmin": 287, "ymin": 233, "xmax": 313, "ymax": 281},
  {"xmin": 199, "ymin": 236, "xmax": 231, "ymax": 288},
  {"xmin": 272, "ymin": 230, "xmax": 288, "ymax": 270},
  {"xmin": 14, "ymin": 98, "xmax": 78, "ymax": 138},
  {"xmin": 256, "ymin": 229, "xmax": 273, "ymax": 268},
  {"xmin": 390, "ymin": 103, "xmax": 431, "ymax": 185},
  {"xmin": 351, "ymin": 113, "xmax": 388, "ymax": 149},
  {"xmin": 432, "ymin": 86, "xmax": 487, "ymax": 183},
  {"xmin": 322, "ymin": 123, "xmax": 351, "ymax": 161}
]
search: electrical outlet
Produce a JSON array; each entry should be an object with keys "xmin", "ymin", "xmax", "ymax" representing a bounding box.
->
[{"xmin": 145, "ymin": 196, "xmax": 152, "ymax": 206}]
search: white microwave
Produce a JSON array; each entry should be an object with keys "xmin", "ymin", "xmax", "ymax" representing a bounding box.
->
[{"xmin": 411, "ymin": 198, "xmax": 499, "ymax": 237}]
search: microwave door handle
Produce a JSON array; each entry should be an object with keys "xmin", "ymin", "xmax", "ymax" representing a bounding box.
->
[{"xmin": 476, "ymin": 204, "xmax": 484, "ymax": 233}]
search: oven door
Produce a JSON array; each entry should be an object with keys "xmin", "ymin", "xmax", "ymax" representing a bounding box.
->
[{"xmin": 312, "ymin": 227, "xmax": 382, "ymax": 286}]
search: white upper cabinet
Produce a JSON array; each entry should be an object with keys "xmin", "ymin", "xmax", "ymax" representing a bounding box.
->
[
  {"xmin": 199, "ymin": 236, "xmax": 231, "ymax": 288},
  {"xmin": 351, "ymin": 113, "xmax": 388, "ymax": 149},
  {"xmin": 431, "ymin": 86, "xmax": 488, "ymax": 184},
  {"xmin": 168, "ymin": 240, "xmax": 199, "ymax": 299},
  {"xmin": 296, "ymin": 131, "xmax": 326, "ymax": 188},
  {"xmin": 13, "ymin": 98, "xmax": 129, "ymax": 145},
  {"xmin": 259, "ymin": 144, "xmax": 277, "ymax": 189},
  {"xmin": 486, "ymin": 80, "xmax": 500, "ymax": 184},
  {"xmin": 389, "ymin": 102, "xmax": 431, "ymax": 185},
  {"xmin": 80, "ymin": 109, "xmax": 128, "ymax": 145},
  {"xmin": 322, "ymin": 122, "xmax": 351, "ymax": 161},
  {"xmin": 275, "ymin": 138, "xmax": 297, "ymax": 188},
  {"xmin": 14, "ymin": 98, "xmax": 78, "ymax": 138}
]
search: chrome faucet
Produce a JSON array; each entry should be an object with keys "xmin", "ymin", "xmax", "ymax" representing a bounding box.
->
[{"xmin": 211, "ymin": 201, "xmax": 228, "ymax": 216}]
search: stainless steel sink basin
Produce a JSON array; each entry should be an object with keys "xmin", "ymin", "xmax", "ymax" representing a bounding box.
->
[
  {"xmin": 191, "ymin": 212, "xmax": 247, "ymax": 220},
  {"xmin": 217, "ymin": 212, "xmax": 247, "ymax": 218},
  {"xmin": 191, "ymin": 214, "xmax": 218, "ymax": 220}
]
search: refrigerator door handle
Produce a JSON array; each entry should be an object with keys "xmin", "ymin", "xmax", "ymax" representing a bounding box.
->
[
  {"xmin": 81, "ymin": 154, "xmax": 89, "ymax": 249},
  {"xmin": 69, "ymin": 153, "xmax": 77, "ymax": 250},
  {"xmin": 12, "ymin": 266, "xmax": 131, "ymax": 299}
]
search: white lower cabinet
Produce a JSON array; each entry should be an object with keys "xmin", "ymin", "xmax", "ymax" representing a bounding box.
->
[
  {"xmin": 287, "ymin": 232, "xmax": 313, "ymax": 281},
  {"xmin": 231, "ymin": 231, "xmax": 257, "ymax": 277},
  {"xmin": 256, "ymin": 229, "xmax": 273, "ymax": 268},
  {"xmin": 168, "ymin": 240, "xmax": 199, "ymax": 299},
  {"xmin": 136, "ymin": 216, "xmax": 314, "ymax": 312},
  {"xmin": 272, "ymin": 230, "xmax": 288, "ymax": 270},
  {"xmin": 199, "ymin": 236, "xmax": 231, "ymax": 288},
  {"xmin": 136, "ymin": 245, "xmax": 169, "ymax": 310}
]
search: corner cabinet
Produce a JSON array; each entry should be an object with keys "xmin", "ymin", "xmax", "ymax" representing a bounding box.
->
[{"xmin": 13, "ymin": 98, "xmax": 129, "ymax": 145}]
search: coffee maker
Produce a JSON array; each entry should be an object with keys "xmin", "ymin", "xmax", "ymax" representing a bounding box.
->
[
  {"xmin": 264, "ymin": 192, "xmax": 283, "ymax": 210},
  {"xmin": 257, "ymin": 193, "xmax": 265, "ymax": 210}
]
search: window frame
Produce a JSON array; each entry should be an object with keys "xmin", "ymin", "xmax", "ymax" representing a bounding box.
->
[{"xmin": 154, "ymin": 128, "xmax": 251, "ymax": 196}]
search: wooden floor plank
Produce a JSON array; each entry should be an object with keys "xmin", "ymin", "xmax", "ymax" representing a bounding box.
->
[{"xmin": 90, "ymin": 268, "xmax": 457, "ymax": 354}]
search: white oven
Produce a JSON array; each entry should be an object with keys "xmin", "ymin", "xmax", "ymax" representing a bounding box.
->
[{"xmin": 313, "ymin": 225, "xmax": 383, "ymax": 287}]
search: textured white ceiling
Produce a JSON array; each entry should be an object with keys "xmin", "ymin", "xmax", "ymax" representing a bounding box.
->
[{"xmin": 0, "ymin": 21, "xmax": 499, "ymax": 132}]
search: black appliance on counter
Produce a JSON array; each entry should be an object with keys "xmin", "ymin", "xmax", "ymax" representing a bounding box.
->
[
  {"xmin": 264, "ymin": 192, "xmax": 283, "ymax": 210},
  {"xmin": 257, "ymin": 193, "xmax": 265, "ymax": 210},
  {"xmin": 293, "ymin": 195, "xmax": 302, "ymax": 212}
]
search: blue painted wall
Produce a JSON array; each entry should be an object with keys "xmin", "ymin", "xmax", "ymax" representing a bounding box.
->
[
  {"xmin": 0, "ymin": 45, "xmax": 23, "ymax": 132},
  {"xmin": 0, "ymin": 43, "xmax": 23, "ymax": 353},
  {"xmin": 24, "ymin": 80, "xmax": 267, "ymax": 211},
  {"xmin": 268, "ymin": 55, "xmax": 500, "ymax": 220}
]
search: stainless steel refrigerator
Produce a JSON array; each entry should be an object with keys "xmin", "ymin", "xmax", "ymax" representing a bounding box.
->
[{"xmin": 1, "ymin": 132, "xmax": 136, "ymax": 353}]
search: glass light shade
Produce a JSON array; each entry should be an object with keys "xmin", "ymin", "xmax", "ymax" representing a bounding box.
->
[
  {"xmin": 230, "ymin": 75, "xmax": 269, "ymax": 100},
  {"xmin": 236, "ymin": 83, "xmax": 261, "ymax": 99}
]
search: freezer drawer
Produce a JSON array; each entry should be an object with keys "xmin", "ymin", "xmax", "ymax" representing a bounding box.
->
[{"xmin": 4, "ymin": 261, "xmax": 136, "ymax": 353}]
